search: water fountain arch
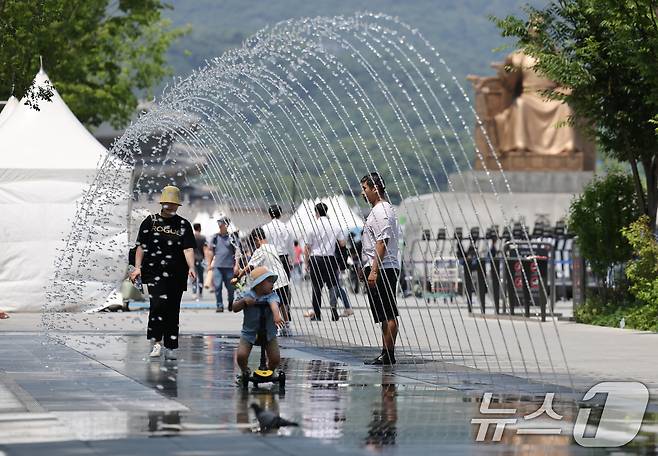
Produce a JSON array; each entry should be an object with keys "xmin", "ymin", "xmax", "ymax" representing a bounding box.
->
[{"xmin": 47, "ymin": 12, "xmax": 573, "ymax": 393}]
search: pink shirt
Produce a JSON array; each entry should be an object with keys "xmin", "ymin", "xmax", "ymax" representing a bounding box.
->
[{"xmin": 293, "ymin": 245, "xmax": 303, "ymax": 265}]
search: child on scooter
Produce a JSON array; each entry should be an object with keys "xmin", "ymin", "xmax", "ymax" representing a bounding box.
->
[{"xmin": 233, "ymin": 266, "xmax": 284, "ymax": 382}]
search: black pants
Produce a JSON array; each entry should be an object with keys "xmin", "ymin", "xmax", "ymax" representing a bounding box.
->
[
  {"xmin": 192, "ymin": 259, "xmax": 204, "ymax": 296},
  {"xmin": 310, "ymin": 256, "xmax": 338, "ymax": 319},
  {"xmin": 276, "ymin": 285, "xmax": 291, "ymax": 321},
  {"xmin": 279, "ymin": 255, "xmax": 291, "ymax": 279},
  {"xmin": 278, "ymin": 255, "xmax": 292, "ymax": 321},
  {"xmin": 146, "ymin": 281, "xmax": 184, "ymax": 349}
]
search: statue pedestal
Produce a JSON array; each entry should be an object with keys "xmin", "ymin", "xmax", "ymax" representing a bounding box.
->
[
  {"xmin": 475, "ymin": 150, "xmax": 592, "ymax": 172},
  {"xmin": 450, "ymin": 170, "xmax": 594, "ymax": 194}
]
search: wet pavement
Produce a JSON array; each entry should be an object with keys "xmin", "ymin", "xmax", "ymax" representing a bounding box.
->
[{"xmin": 0, "ymin": 331, "xmax": 657, "ymax": 455}]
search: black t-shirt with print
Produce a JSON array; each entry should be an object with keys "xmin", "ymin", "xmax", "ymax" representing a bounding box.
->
[{"xmin": 136, "ymin": 214, "xmax": 196, "ymax": 289}]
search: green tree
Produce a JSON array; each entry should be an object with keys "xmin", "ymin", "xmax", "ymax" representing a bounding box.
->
[
  {"xmin": 574, "ymin": 214, "xmax": 658, "ymax": 331},
  {"xmin": 622, "ymin": 215, "xmax": 658, "ymax": 304},
  {"xmin": 494, "ymin": 0, "xmax": 658, "ymax": 228},
  {"xmin": 568, "ymin": 171, "xmax": 641, "ymax": 285},
  {"xmin": 0, "ymin": 0, "xmax": 187, "ymax": 128}
]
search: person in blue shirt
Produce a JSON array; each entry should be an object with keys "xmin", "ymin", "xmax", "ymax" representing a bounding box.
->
[
  {"xmin": 233, "ymin": 266, "xmax": 284, "ymax": 380},
  {"xmin": 206, "ymin": 216, "xmax": 239, "ymax": 312}
]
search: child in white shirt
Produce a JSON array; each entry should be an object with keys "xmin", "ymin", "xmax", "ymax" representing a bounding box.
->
[{"xmin": 232, "ymin": 227, "xmax": 292, "ymax": 335}]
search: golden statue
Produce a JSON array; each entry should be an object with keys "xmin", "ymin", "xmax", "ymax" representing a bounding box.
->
[{"xmin": 468, "ymin": 50, "xmax": 595, "ymax": 171}]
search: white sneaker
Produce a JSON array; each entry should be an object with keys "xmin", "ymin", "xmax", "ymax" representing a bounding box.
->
[
  {"xmin": 342, "ymin": 309, "xmax": 354, "ymax": 317},
  {"xmin": 164, "ymin": 349, "xmax": 177, "ymax": 360},
  {"xmin": 149, "ymin": 343, "xmax": 162, "ymax": 358}
]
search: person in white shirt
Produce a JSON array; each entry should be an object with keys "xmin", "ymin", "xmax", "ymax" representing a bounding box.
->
[
  {"xmin": 232, "ymin": 227, "xmax": 292, "ymax": 336},
  {"xmin": 360, "ymin": 172, "xmax": 400, "ymax": 365},
  {"xmin": 304, "ymin": 202, "xmax": 346, "ymax": 321},
  {"xmin": 261, "ymin": 204, "xmax": 293, "ymax": 316}
]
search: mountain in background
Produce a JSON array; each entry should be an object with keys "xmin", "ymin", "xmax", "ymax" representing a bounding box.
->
[{"xmin": 163, "ymin": 0, "xmax": 541, "ymax": 91}]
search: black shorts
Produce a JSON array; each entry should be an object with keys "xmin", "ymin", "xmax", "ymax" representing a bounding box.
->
[{"xmin": 364, "ymin": 267, "xmax": 399, "ymax": 324}]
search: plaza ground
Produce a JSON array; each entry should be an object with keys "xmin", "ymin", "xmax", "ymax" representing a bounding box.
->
[{"xmin": 1, "ymin": 283, "xmax": 657, "ymax": 454}]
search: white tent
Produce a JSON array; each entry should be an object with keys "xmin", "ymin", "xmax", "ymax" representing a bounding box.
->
[
  {"xmin": 192, "ymin": 210, "xmax": 240, "ymax": 240},
  {"xmin": 0, "ymin": 96, "xmax": 19, "ymax": 127},
  {"xmin": 192, "ymin": 211, "xmax": 218, "ymax": 239},
  {"xmin": 0, "ymin": 69, "xmax": 132, "ymax": 312},
  {"xmin": 286, "ymin": 195, "xmax": 363, "ymax": 244}
]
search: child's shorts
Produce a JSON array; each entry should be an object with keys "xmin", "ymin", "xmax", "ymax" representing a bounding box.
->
[{"xmin": 239, "ymin": 336, "xmax": 279, "ymax": 351}]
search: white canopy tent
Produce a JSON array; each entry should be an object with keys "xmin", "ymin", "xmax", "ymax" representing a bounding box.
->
[
  {"xmin": 0, "ymin": 69, "xmax": 132, "ymax": 311},
  {"xmin": 0, "ymin": 96, "xmax": 19, "ymax": 127},
  {"xmin": 286, "ymin": 195, "xmax": 363, "ymax": 244},
  {"xmin": 192, "ymin": 210, "xmax": 240, "ymax": 240}
]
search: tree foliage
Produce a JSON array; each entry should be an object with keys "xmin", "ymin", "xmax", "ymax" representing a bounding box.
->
[
  {"xmin": 0, "ymin": 0, "xmax": 187, "ymax": 128},
  {"xmin": 568, "ymin": 171, "xmax": 641, "ymax": 280},
  {"xmin": 576, "ymin": 214, "xmax": 658, "ymax": 331},
  {"xmin": 622, "ymin": 215, "xmax": 658, "ymax": 305},
  {"xmin": 495, "ymin": 0, "xmax": 658, "ymax": 227}
]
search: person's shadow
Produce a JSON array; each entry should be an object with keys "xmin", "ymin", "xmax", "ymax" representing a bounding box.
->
[{"xmin": 364, "ymin": 372, "xmax": 398, "ymax": 449}]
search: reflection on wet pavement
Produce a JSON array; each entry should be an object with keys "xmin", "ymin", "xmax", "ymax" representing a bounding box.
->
[
  {"xmin": 0, "ymin": 334, "xmax": 657, "ymax": 454},
  {"xmin": 77, "ymin": 334, "xmax": 464, "ymax": 445}
]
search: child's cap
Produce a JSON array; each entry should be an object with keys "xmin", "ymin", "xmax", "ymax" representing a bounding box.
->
[{"xmin": 249, "ymin": 266, "xmax": 278, "ymax": 290}]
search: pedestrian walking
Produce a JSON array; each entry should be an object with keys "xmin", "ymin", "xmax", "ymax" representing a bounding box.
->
[
  {"xmin": 129, "ymin": 185, "xmax": 196, "ymax": 360},
  {"xmin": 262, "ymin": 204, "xmax": 293, "ymax": 322},
  {"xmin": 292, "ymin": 240, "xmax": 303, "ymax": 281},
  {"xmin": 192, "ymin": 223, "xmax": 207, "ymax": 300},
  {"xmin": 360, "ymin": 172, "xmax": 400, "ymax": 365},
  {"xmin": 304, "ymin": 202, "xmax": 345, "ymax": 321},
  {"xmin": 206, "ymin": 215, "xmax": 239, "ymax": 312},
  {"xmin": 330, "ymin": 242, "xmax": 353, "ymax": 316}
]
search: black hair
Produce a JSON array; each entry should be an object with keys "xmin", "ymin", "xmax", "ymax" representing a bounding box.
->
[
  {"xmin": 193, "ymin": 223, "xmax": 201, "ymax": 231},
  {"xmin": 360, "ymin": 171, "xmax": 386, "ymax": 195},
  {"xmin": 268, "ymin": 204, "xmax": 282, "ymax": 219},
  {"xmin": 315, "ymin": 202, "xmax": 328, "ymax": 217},
  {"xmin": 249, "ymin": 227, "xmax": 266, "ymax": 248},
  {"xmin": 294, "ymin": 240, "xmax": 299, "ymax": 247}
]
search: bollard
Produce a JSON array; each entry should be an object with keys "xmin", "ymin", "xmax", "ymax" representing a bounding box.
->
[
  {"xmin": 477, "ymin": 260, "xmax": 487, "ymax": 314},
  {"xmin": 490, "ymin": 255, "xmax": 501, "ymax": 314},
  {"xmin": 503, "ymin": 241, "xmax": 552, "ymax": 321}
]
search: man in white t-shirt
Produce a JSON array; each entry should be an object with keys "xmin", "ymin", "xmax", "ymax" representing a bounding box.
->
[
  {"xmin": 360, "ymin": 172, "xmax": 400, "ymax": 365},
  {"xmin": 304, "ymin": 202, "xmax": 346, "ymax": 321},
  {"xmin": 262, "ymin": 204, "xmax": 293, "ymax": 317},
  {"xmin": 232, "ymin": 227, "xmax": 292, "ymax": 336}
]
